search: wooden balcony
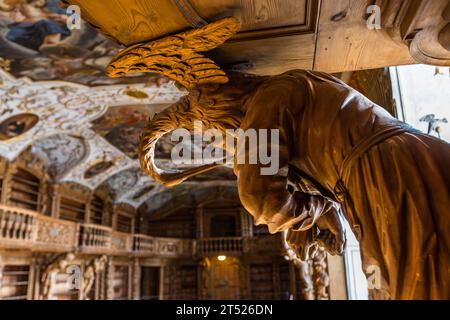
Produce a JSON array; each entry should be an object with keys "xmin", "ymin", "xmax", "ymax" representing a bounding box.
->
[
  {"xmin": 35, "ymin": 215, "xmax": 77, "ymax": 252},
  {"xmin": 0, "ymin": 205, "xmax": 283, "ymax": 258},
  {"xmin": 0, "ymin": 204, "xmax": 38, "ymax": 249},
  {"xmin": 0, "ymin": 205, "xmax": 195, "ymax": 257},
  {"xmin": 78, "ymin": 223, "xmax": 112, "ymax": 254},
  {"xmin": 196, "ymin": 237, "xmax": 243, "ymax": 256},
  {"xmin": 133, "ymin": 234, "xmax": 154, "ymax": 256},
  {"xmin": 111, "ymin": 231, "xmax": 133, "ymax": 255}
]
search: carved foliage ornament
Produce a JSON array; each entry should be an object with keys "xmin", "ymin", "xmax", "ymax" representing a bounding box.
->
[{"xmin": 106, "ymin": 17, "xmax": 241, "ymax": 90}]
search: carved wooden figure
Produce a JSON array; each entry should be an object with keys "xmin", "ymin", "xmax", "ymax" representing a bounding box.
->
[
  {"xmin": 107, "ymin": 19, "xmax": 450, "ymax": 300},
  {"xmin": 82, "ymin": 255, "xmax": 107, "ymax": 300},
  {"xmin": 41, "ymin": 253, "xmax": 76, "ymax": 300}
]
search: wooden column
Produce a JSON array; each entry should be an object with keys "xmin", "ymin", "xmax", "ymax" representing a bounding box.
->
[
  {"xmin": 158, "ymin": 266, "xmax": 165, "ymax": 300},
  {"xmin": 51, "ymin": 184, "xmax": 61, "ymax": 218},
  {"xmin": 132, "ymin": 258, "xmax": 141, "ymax": 300}
]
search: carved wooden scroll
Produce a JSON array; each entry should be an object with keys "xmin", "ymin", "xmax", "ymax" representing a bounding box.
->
[{"xmin": 377, "ymin": 0, "xmax": 450, "ymax": 66}]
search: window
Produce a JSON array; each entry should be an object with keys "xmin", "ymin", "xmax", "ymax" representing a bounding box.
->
[
  {"xmin": 9, "ymin": 169, "xmax": 39, "ymax": 211},
  {"xmin": 391, "ymin": 65, "xmax": 450, "ymax": 142}
]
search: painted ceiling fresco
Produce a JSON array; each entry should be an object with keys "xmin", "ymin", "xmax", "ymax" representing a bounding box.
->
[
  {"xmin": 0, "ymin": 1, "xmax": 240, "ymax": 211},
  {"xmin": 31, "ymin": 133, "xmax": 87, "ymax": 179},
  {"xmin": 0, "ymin": 68, "xmax": 239, "ymax": 209},
  {"xmin": 0, "ymin": 0, "xmax": 155, "ymax": 86},
  {"xmin": 91, "ymin": 104, "xmax": 168, "ymax": 159}
]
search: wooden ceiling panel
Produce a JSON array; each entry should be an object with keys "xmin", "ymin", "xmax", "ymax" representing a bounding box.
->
[
  {"xmin": 66, "ymin": 0, "xmax": 190, "ymax": 45},
  {"xmin": 313, "ymin": 0, "xmax": 415, "ymax": 73},
  {"xmin": 192, "ymin": 0, "xmax": 314, "ymax": 38}
]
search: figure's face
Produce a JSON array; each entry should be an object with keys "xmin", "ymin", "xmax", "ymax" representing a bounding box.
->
[{"xmin": 10, "ymin": 8, "xmax": 26, "ymax": 22}]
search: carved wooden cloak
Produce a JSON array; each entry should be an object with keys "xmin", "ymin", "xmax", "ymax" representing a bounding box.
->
[{"xmin": 238, "ymin": 70, "xmax": 450, "ymax": 299}]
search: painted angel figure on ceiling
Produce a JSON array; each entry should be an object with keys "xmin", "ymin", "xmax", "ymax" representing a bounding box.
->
[{"xmin": 62, "ymin": 8, "xmax": 450, "ymax": 300}]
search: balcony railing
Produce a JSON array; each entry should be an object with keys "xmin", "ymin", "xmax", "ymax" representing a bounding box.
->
[
  {"xmin": 196, "ymin": 237, "xmax": 243, "ymax": 255},
  {"xmin": 133, "ymin": 234, "xmax": 154, "ymax": 255},
  {"xmin": 35, "ymin": 215, "xmax": 77, "ymax": 252},
  {"xmin": 79, "ymin": 223, "xmax": 112, "ymax": 253},
  {"xmin": 0, "ymin": 205, "xmax": 37, "ymax": 247},
  {"xmin": 111, "ymin": 231, "xmax": 133, "ymax": 254},
  {"xmin": 0, "ymin": 205, "xmax": 283, "ymax": 258}
]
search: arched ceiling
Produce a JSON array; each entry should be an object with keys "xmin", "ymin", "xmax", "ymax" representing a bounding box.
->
[
  {"xmin": 31, "ymin": 133, "xmax": 87, "ymax": 179},
  {"xmin": 0, "ymin": 1, "xmax": 238, "ymax": 211},
  {"xmin": 0, "ymin": 68, "xmax": 238, "ymax": 209},
  {"xmin": 0, "ymin": 68, "xmax": 183, "ymax": 207},
  {"xmin": 139, "ymin": 184, "xmax": 239, "ymax": 219}
]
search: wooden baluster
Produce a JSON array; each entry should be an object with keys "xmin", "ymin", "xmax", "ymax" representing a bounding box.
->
[
  {"xmin": 83, "ymin": 226, "xmax": 88, "ymax": 247},
  {"xmin": 6, "ymin": 210, "xmax": 15, "ymax": 239},
  {"xmin": 0, "ymin": 208, "xmax": 6, "ymax": 238},
  {"xmin": 14, "ymin": 211, "xmax": 22, "ymax": 239},
  {"xmin": 25, "ymin": 214, "xmax": 33, "ymax": 240},
  {"xmin": 96, "ymin": 228, "xmax": 100, "ymax": 247},
  {"xmin": 106, "ymin": 230, "xmax": 111, "ymax": 248},
  {"xmin": 83, "ymin": 226, "xmax": 88, "ymax": 246},
  {"xmin": 10, "ymin": 211, "xmax": 17, "ymax": 239},
  {"xmin": 18, "ymin": 213, "xmax": 27, "ymax": 240},
  {"xmin": 16, "ymin": 213, "xmax": 23, "ymax": 239}
]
